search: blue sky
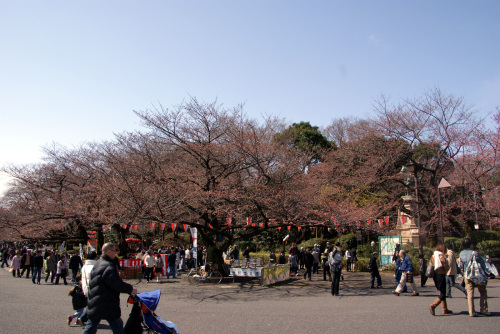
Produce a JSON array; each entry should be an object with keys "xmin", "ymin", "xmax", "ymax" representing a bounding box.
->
[{"xmin": 0, "ymin": 1, "xmax": 499, "ymax": 194}]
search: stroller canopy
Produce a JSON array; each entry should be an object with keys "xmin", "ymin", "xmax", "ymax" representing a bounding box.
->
[{"xmin": 136, "ymin": 289, "xmax": 161, "ymax": 312}]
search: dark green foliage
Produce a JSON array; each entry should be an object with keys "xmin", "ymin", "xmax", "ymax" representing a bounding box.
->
[
  {"xmin": 297, "ymin": 238, "xmax": 329, "ymax": 251},
  {"xmin": 238, "ymin": 240, "xmax": 257, "ymax": 252},
  {"xmin": 476, "ymin": 240, "xmax": 500, "ymax": 258},
  {"xmin": 356, "ymin": 258, "xmax": 371, "ymax": 272},
  {"xmin": 338, "ymin": 233, "xmax": 357, "ymax": 250},
  {"xmin": 444, "ymin": 237, "xmax": 462, "ymax": 253},
  {"xmin": 356, "ymin": 243, "xmax": 378, "ymax": 258},
  {"xmin": 469, "ymin": 230, "xmax": 500, "ymax": 245},
  {"xmin": 273, "ymin": 122, "xmax": 334, "ymax": 163}
]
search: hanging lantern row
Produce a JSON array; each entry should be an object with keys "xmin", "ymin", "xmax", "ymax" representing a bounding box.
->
[{"xmin": 100, "ymin": 216, "xmax": 394, "ymax": 234}]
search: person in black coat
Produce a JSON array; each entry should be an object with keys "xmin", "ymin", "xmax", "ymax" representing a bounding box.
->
[
  {"xmin": 31, "ymin": 250, "xmax": 44, "ymax": 285},
  {"xmin": 230, "ymin": 246, "xmax": 239, "ymax": 260},
  {"xmin": 69, "ymin": 250, "xmax": 83, "ymax": 283},
  {"xmin": 278, "ymin": 252, "xmax": 286, "ymax": 265},
  {"xmin": 68, "ymin": 277, "xmax": 87, "ymax": 326},
  {"xmin": 242, "ymin": 246, "xmax": 251, "ymax": 259},
  {"xmin": 303, "ymin": 248, "xmax": 314, "ymax": 281},
  {"xmin": 419, "ymin": 253, "xmax": 428, "ymax": 287},
  {"xmin": 83, "ymin": 243, "xmax": 137, "ymax": 334},
  {"xmin": 20, "ymin": 249, "xmax": 33, "ymax": 278},
  {"xmin": 369, "ymin": 252, "xmax": 382, "ymax": 288}
]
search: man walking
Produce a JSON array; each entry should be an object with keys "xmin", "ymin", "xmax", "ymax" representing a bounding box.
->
[
  {"xmin": 369, "ymin": 252, "xmax": 382, "ymax": 289},
  {"xmin": 312, "ymin": 247, "xmax": 320, "ymax": 274},
  {"xmin": 31, "ymin": 250, "xmax": 44, "ymax": 285},
  {"xmin": 322, "ymin": 247, "xmax": 332, "ymax": 281},
  {"xmin": 45, "ymin": 250, "xmax": 57, "ymax": 284},
  {"xmin": 69, "ymin": 250, "xmax": 83, "ymax": 283},
  {"xmin": 459, "ymin": 238, "xmax": 488, "ymax": 317},
  {"xmin": 20, "ymin": 249, "xmax": 33, "ymax": 278},
  {"xmin": 392, "ymin": 250, "xmax": 419, "ymax": 296},
  {"xmin": 303, "ymin": 248, "xmax": 314, "ymax": 281},
  {"xmin": 1, "ymin": 246, "xmax": 9, "ymax": 268},
  {"xmin": 166, "ymin": 248, "xmax": 177, "ymax": 279},
  {"xmin": 83, "ymin": 243, "xmax": 137, "ymax": 334}
]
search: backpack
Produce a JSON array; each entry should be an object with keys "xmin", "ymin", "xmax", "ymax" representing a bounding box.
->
[
  {"xmin": 329, "ymin": 250, "xmax": 343, "ymax": 272},
  {"xmin": 464, "ymin": 251, "xmax": 487, "ymax": 285}
]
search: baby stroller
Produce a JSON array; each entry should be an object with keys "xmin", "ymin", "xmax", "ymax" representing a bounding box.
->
[{"xmin": 124, "ymin": 289, "xmax": 178, "ymax": 334}]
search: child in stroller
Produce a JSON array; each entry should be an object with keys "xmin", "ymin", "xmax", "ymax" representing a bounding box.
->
[{"xmin": 124, "ymin": 289, "xmax": 178, "ymax": 334}]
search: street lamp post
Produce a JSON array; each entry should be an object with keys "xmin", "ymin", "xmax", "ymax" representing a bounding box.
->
[{"xmin": 438, "ymin": 178, "xmax": 452, "ymax": 244}]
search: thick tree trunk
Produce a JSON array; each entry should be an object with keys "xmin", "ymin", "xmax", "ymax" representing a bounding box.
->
[
  {"xmin": 199, "ymin": 231, "xmax": 232, "ymax": 276},
  {"xmin": 96, "ymin": 228, "xmax": 104, "ymax": 255},
  {"xmin": 112, "ymin": 225, "xmax": 128, "ymax": 257}
]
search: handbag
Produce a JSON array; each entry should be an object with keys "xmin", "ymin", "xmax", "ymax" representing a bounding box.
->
[
  {"xmin": 406, "ymin": 272, "xmax": 414, "ymax": 283},
  {"xmin": 9, "ymin": 268, "xmax": 14, "ymax": 273},
  {"xmin": 465, "ymin": 251, "xmax": 487, "ymax": 285},
  {"xmin": 425, "ymin": 262, "xmax": 434, "ymax": 278}
]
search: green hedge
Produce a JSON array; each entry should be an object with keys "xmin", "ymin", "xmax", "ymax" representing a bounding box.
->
[
  {"xmin": 297, "ymin": 238, "xmax": 330, "ymax": 251},
  {"xmin": 470, "ymin": 230, "xmax": 500, "ymax": 245},
  {"xmin": 356, "ymin": 243, "xmax": 378, "ymax": 258},
  {"xmin": 477, "ymin": 240, "xmax": 500, "ymax": 258},
  {"xmin": 338, "ymin": 233, "xmax": 357, "ymax": 250},
  {"xmin": 446, "ymin": 231, "xmax": 500, "ymax": 258},
  {"xmin": 444, "ymin": 237, "xmax": 462, "ymax": 253},
  {"xmin": 354, "ymin": 258, "xmax": 371, "ymax": 272}
]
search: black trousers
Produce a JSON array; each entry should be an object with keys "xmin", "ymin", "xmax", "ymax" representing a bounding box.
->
[
  {"xmin": 20, "ymin": 265, "xmax": 31, "ymax": 278},
  {"xmin": 371, "ymin": 272, "xmax": 382, "ymax": 287},
  {"xmin": 145, "ymin": 267, "xmax": 154, "ymax": 281},
  {"xmin": 331, "ymin": 271, "xmax": 341, "ymax": 295},
  {"xmin": 420, "ymin": 273, "xmax": 428, "ymax": 287},
  {"xmin": 434, "ymin": 273, "xmax": 447, "ymax": 301},
  {"xmin": 304, "ymin": 266, "xmax": 312, "ymax": 280},
  {"xmin": 323, "ymin": 262, "xmax": 331, "ymax": 281}
]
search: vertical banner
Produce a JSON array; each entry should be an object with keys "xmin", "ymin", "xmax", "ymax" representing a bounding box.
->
[
  {"xmin": 190, "ymin": 227, "xmax": 198, "ymax": 266},
  {"xmin": 161, "ymin": 254, "xmax": 167, "ymax": 276}
]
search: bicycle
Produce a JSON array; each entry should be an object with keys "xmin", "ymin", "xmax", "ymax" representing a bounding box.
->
[{"xmin": 187, "ymin": 262, "xmax": 223, "ymax": 284}]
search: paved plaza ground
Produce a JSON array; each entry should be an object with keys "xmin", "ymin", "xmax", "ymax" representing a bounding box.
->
[{"xmin": 1, "ymin": 266, "xmax": 499, "ymax": 333}]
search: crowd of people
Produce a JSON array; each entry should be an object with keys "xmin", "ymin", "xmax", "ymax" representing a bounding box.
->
[
  {"xmin": 390, "ymin": 238, "xmax": 490, "ymax": 317},
  {"xmin": 257, "ymin": 238, "xmax": 492, "ymax": 311},
  {"xmin": 1, "ymin": 243, "xmax": 88, "ymax": 286},
  {"xmin": 134, "ymin": 245, "xmax": 205, "ymax": 282},
  {"xmin": 0, "ymin": 236, "xmax": 494, "ymax": 330},
  {"xmin": 0, "ymin": 242, "xmax": 138, "ymax": 334}
]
